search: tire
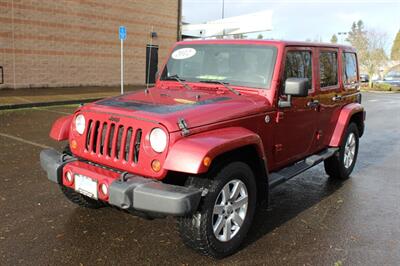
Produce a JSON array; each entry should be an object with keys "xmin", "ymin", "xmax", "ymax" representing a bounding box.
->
[
  {"xmin": 60, "ymin": 185, "xmax": 104, "ymax": 209},
  {"xmin": 59, "ymin": 145, "xmax": 103, "ymax": 209},
  {"xmin": 324, "ymin": 122, "xmax": 359, "ymax": 180},
  {"xmin": 177, "ymin": 161, "xmax": 257, "ymax": 259}
]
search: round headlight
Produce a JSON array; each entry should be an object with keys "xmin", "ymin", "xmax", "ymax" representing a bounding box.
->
[
  {"xmin": 75, "ymin": 114, "xmax": 86, "ymax": 135},
  {"xmin": 149, "ymin": 128, "xmax": 167, "ymax": 153}
]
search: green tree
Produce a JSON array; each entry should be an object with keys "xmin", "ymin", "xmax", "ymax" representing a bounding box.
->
[
  {"xmin": 347, "ymin": 20, "xmax": 388, "ymax": 87},
  {"xmin": 391, "ymin": 30, "xmax": 400, "ymax": 60},
  {"xmin": 330, "ymin": 34, "xmax": 338, "ymax": 44},
  {"xmin": 257, "ymin": 34, "xmax": 264, "ymax": 39}
]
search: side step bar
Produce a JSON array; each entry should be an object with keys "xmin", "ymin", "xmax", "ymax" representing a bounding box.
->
[{"xmin": 269, "ymin": 148, "xmax": 338, "ymax": 188}]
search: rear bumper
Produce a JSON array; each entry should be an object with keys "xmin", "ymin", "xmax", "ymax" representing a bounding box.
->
[{"xmin": 40, "ymin": 149, "xmax": 202, "ymax": 216}]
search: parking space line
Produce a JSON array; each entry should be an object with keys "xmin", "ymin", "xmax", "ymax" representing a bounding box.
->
[
  {"xmin": 12, "ymin": 96, "xmax": 33, "ymax": 103},
  {"xmin": 0, "ymin": 132, "xmax": 50, "ymax": 149},
  {"xmin": 32, "ymin": 107, "xmax": 71, "ymax": 115}
]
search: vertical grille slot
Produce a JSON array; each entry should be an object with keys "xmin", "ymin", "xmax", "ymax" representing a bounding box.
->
[
  {"xmin": 91, "ymin": 121, "xmax": 100, "ymax": 153},
  {"xmin": 133, "ymin": 129, "xmax": 142, "ymax": 163},
  {"xmin": 107, "ymin": 124, "xmax": 115, "ymax": 156},
  {"xmin": 100, "ymin": 123, "xmax": 107, "ymax": 155},
  {"xmin": 124, "ymin": 128, "xmax": 133, "ymax": 161},
  {"xmin": 85, "ymin": 120, "xmax": 93, "ymax": 151},
  {"xmin": 115, "ymin": 125, "xmax": 124, "ymax": 159},
  {"xmin": 95, "ymin": 122, "xmax": 104, "ymax": 154}
]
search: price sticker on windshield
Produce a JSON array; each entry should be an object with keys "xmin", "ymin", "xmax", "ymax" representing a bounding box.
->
[{"xmin": 172, "ymin": 48, "xmax": 196, "ymax": 60}]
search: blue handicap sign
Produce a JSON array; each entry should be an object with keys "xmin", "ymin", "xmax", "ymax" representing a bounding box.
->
[{"xmin": 119, "ymin": 26, "xmax": 127, "ymax": 40}]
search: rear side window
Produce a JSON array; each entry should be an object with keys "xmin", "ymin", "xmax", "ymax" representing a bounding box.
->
[
  {"xmin": 283, "ymin": 50, "xmax": 312, "ymax": 88},
  {"xmin": 343, "ymin": 52, "xmax": 358, "ymax": 85},
  {"xmin": 319, "ymin": 51, "xmax": 338, "ymax": 88}
]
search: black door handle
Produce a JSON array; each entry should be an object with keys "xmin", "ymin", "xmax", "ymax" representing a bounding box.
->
[
  {"xmin": 332, "ymin": 95, "xmax": 342, "ymax": 101},
  {"xmin": 307, "ymin": 99, "xmax": 320, "ymax": 108}
]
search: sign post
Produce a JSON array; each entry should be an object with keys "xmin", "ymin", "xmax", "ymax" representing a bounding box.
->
[{"xmin": 119, "ymin": 26, "xmax": 127, "ymax": 95}]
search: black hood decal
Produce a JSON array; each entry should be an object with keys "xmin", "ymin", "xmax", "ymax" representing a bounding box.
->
[{"xmin": 96, "ymin": 97, "xmax": 231, "ymax": 114}]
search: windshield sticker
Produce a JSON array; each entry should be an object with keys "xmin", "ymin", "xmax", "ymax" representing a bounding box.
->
[
  {"xmin": 196, "ymin": 75, "xmax": 227, "ymax": 80},
  {"xmin": 172, "ymin": 48, "xmax": 196, "ymax": 60}
]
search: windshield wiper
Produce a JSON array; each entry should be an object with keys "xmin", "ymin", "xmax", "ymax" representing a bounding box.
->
[
  {"xmin": 164, "ymin": 74, "xmax": 192, "ymax": 90},
  {"xmin": 199, "ymin": 80, "xmax": 241, "ymax": 96}
]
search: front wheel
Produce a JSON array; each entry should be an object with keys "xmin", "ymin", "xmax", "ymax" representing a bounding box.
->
[
  {"xmin": 324, "ymin": 123, "xmax": 359, "ymax": 180},
  {"xmin": 60, "ymin": 186, "xmax": 104, "ymax": 209},
  {"xmin": 177, "ymin": 161, "xmax": 257, "ymax": 258}
]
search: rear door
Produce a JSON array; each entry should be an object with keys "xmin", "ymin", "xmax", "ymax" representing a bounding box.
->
[
  {"xmin": 274, "ymin": 47, "xmax": 319, "ymax": 167},
  {"xmin": 315, "ymin": 48, "xmax": 350, "ymax": 149}
]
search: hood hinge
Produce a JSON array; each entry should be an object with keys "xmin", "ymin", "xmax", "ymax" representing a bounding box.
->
[{"xmin": 178, "ymin": 118, "xmax": 190, "ymax": 136}]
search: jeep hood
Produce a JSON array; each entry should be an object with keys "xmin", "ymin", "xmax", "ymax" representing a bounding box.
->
[{"xmin": 82, "ymin": 87, "xmax": 272, "ymax": 132}]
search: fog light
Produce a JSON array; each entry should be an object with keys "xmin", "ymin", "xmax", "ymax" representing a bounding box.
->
[
  {"xmin": 64, "ymin": 171, "xmax": 74, "ymax": 186},
  {"xmin": 100, "ymin": 183, "xmax": 108, "ymax": 196},
  {"xmin": 151, "ymin": 160, "xmax": 161, "ymax": 172}
]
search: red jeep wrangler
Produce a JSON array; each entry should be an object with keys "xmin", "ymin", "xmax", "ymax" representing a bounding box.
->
[{"xmin": 41, "ymin": 40, "xmax": 365, "ymax": 258}]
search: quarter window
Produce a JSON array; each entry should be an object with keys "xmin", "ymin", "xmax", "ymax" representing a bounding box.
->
[
  {"xmin": 343, "ymin": 52, "xmax": 357, "ymax": 85},
  {"xmin": 319, "ymin": 51, "xmax": 338, "ymax": 88},
  {"xmin": 283, "ymin": 50, "xmax": 312, "ymax": 89}
]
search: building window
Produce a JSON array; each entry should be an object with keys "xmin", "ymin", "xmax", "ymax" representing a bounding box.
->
[
  {"xmin": 343, "ymin": 52, "xmax": 358, "ymax": 86},
  {"xmin": 319, "ymin": 51, "xmax": 338, "ymax": 88}
]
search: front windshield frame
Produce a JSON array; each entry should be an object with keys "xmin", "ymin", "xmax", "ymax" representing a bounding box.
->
[{"xmin": 160, "ymin": 44, "xmax": 278, "ymax": 90}]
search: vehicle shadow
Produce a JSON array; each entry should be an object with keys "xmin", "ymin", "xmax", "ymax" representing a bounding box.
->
[{"xmin": 242, "ymin": 167, "xmax": 345, "ymax": 249}]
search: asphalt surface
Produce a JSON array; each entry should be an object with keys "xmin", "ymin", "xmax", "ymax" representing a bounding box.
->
[{"xmin": 0, "ymin": 92, "xmax": 399, "ymax": 265}]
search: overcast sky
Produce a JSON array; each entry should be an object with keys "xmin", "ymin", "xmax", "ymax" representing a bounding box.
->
[{"xmin": 182, "ymin": 0, "xmax": 400, "ymax": 51}]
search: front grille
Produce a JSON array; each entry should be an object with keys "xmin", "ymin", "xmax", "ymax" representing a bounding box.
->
[{"xmin": 85, "ymin": 119, "xmax": 142, "ymax": 163}]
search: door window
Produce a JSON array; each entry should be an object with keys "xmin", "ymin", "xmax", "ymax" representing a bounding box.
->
[
  {"xmin": 319, "ymin": 51, "xmax": 338, "ymax": 88},
  {"xmin": 283, "ymin": 50, "xmax": 312, "ymax": 91},
  {"xmin": 342, "ymin": 52, "xmax": 358, "ymax": 86}
]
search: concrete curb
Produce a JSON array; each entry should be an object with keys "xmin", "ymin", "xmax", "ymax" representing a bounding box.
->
[
  {"xmin": 360, "ymin": 90, "xmax": 400, "ymax": 94},
  {"xmin": 0, "ymin": 97, "xmax": 102, "ymax": 110}
]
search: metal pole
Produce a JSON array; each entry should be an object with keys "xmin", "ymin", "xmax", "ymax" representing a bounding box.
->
[
  {"xmin": 222, "ymin": 0, "xmax": 225, "ymax": 19},
  {"xmin": 222, "ymin": 0, "xmax": 225, "ymax": 37},
  {"xmin": 120, "ymin": 38, "xmax": 124, "ymax": 95}
]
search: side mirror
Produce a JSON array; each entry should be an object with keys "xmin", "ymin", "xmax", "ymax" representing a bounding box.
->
[
  {"xmin": 283, "ymin": 78, "xmax": 309, "ymax": 97},
  {"xmin": 278, "ymin": 78, "xmax": 310, "ymax": 108}
]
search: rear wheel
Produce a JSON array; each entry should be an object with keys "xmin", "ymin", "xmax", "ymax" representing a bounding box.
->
[
  {"xmin": 324, "ymin": 123, "xmax": 359, "ymax": 180},
  {"xmin": 177, "ymin": 161, "xmax": 257, "ymax": 258}
]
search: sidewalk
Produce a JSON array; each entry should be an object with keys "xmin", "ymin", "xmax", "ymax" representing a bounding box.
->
[{"xmin": 0, "ymin": 85, "xmax": 144, "ymax": 110}]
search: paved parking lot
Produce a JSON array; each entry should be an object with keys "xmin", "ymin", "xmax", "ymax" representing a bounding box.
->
[{"xmin": 0, "ymin": 92, "xmax": 399, "ymax": 265}]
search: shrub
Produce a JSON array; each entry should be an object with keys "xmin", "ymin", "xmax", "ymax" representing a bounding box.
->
[{"xmin": 371, "ymin": 83, "xmax": 393, "ymax": 91}]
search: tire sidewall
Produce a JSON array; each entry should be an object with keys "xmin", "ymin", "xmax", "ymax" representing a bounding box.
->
[
  {"xmin": 200, "ymin": 161, "xmax": 257, "ymax": 257},
  {"xmin": 338, "ymin": 123, "xmax": 359, "ymax": 177}
]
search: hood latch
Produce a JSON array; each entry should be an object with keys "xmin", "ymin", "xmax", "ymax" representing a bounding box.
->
[{"xmin": 178, "ymin": 118, "xmax": 190, "ymax": 136}]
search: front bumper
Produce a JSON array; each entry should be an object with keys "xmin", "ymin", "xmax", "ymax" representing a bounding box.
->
[{"xmin": 40, "ymin": 149, "xmax": 202, "ymax": 216}]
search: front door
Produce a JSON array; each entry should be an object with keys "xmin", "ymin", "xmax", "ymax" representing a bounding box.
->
[{"xmin": 274, "ymin": 47, "xmax": 319, "ymax": 168}]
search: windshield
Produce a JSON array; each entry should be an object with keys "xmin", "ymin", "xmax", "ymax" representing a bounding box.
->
[
  {"xmin": 386, "ymin": 71, "xmax": 400, "ymax": 79},
  {"xmin": 161, "ymin": 44, "xmax": 277, "ymax": 89}
]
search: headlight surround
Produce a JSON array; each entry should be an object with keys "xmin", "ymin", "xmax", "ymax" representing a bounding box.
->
[
  {"xmin": 149, "ymin": 128, "xmax": 167, "ymax": 153},
  {"xmin": 75, "ymin": 114, "xmax": 86, "ymax": 135}
]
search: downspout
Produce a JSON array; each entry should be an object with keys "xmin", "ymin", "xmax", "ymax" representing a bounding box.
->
[{"xmin": 177, "ymin": 0, "xmax": 182, "ymax": 41}]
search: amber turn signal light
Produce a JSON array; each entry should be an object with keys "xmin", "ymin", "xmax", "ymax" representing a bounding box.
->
[
  {"xmin": 151, "ymin": 160, "xmax": 161, "ymax": 172},
  {"xmin": 70, "ymin": 139, "xmax": 77, "ymax": 149},
  {"xmin": 203, "ymin": 156, "xmax": 212, "ymax": 167}
]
